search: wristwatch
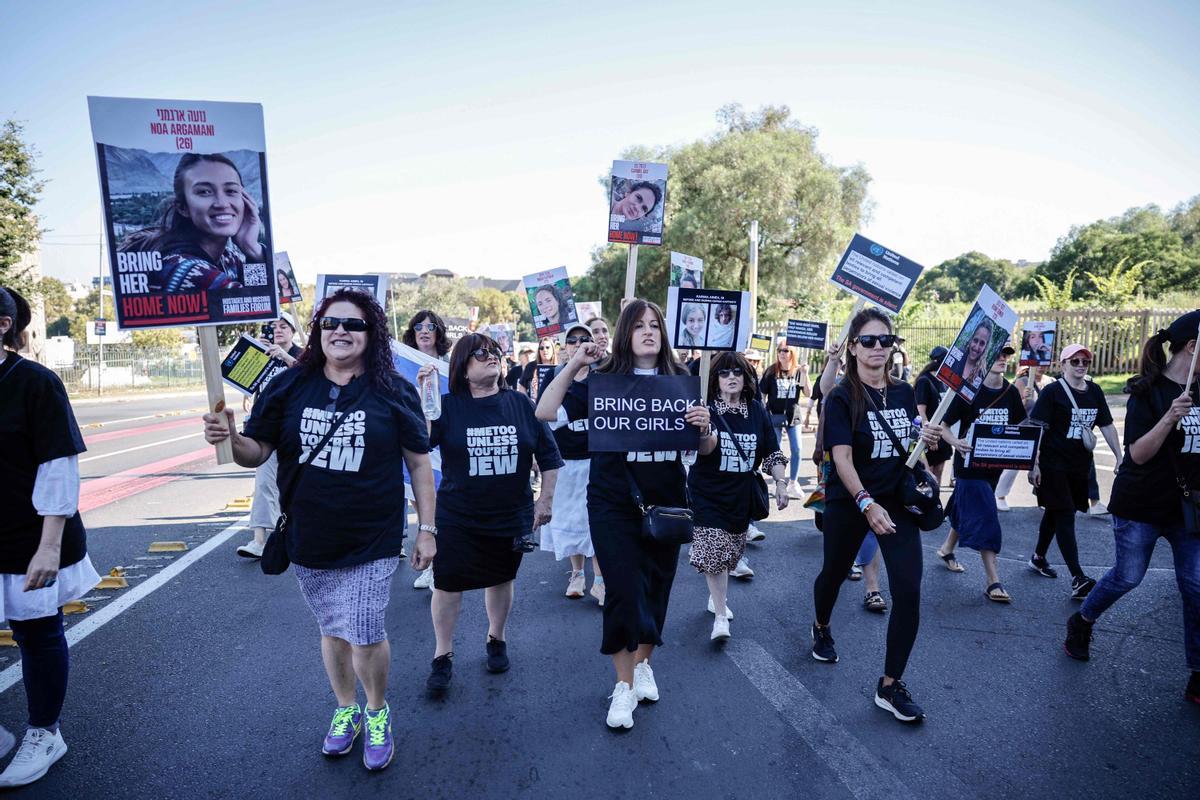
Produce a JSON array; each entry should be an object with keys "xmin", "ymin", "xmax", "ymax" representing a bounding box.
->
[{"xmin": 418, "ymin": 524, "xmax": 438, "ymax": 537}]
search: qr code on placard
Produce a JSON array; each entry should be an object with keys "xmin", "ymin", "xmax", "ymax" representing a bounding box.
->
[{"xmin": 243, "ymin": 263, "xmax": 268, "ymax": 286}]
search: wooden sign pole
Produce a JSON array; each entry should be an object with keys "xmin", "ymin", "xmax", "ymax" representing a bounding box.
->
[
  {"xmin": 748, "ymin": 220, "xmax": 759, "ymax": 331},
  {"xmin": 197, "ymin": 326, "xmax": 234, "ymax": 465},
  {"xmin": 834, "ymin": 298, "xmax": 867, "ymax": 350},
  {"xmin": 699, "ymin": 351, "xmax": 713, "ymax": 404},
  {"xmin": 905, "ymin": 388, "xmax": 955, "ymax": 468},
  {"xmin": 623, "ymin": 244, "xmax": 639, "ymax": 303},
  {"xmin": 1179, "ymin": 319, "xmax": 1200, "ymax": 430}
]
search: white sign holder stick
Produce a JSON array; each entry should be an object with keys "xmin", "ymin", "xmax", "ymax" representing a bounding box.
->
[
  {"xmin": 699, "ymin": 351, "xmax": 713, "ymax": 404},
  {"xmin": 197, "ymin": 327, "xmax": 234, "ymax": 465},
  {"xmin": 834, "ymin": 298, "xmax": 867, "ymax": 350},
  {"xmin": 906, "ymin": 388, "xmax": 955, "ymax": 468},
  {"xmin": 623, "ymin": 244, "xmax": 639, "ymax": 304},
  {"xmin": 1179, "ymin": 319, "xmax": 1200, "ymax": 430}
]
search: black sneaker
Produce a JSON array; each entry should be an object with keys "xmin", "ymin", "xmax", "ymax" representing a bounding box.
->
[
  {"xmin": 811, "ymin": 623, "xmax": 838, "ymax": 663},
  {"xmin": 426, "ymin": 653, "xmax": 453, "ymax": 692},
  {"xmin": 1070, "ymin": 575, "xmax": 1096, "ymax": 600},
  {"xmin": 1186, "ymin": 672, "xmax": 1200, "ymax": 706},
  {"xmin": 1028, "ymin": 555, "xmax": 1058, "ymax": 579},
  {"xmin": 1064, "ymin": 612, "xmax": 1093, "ymax": 660},
  {"xmin": 486, "ymin": 636, "xmax": 510, "ymax": 673},
  {"xmin": 874, "ymin": 678, "xmax": 925, "ymax": 723}
]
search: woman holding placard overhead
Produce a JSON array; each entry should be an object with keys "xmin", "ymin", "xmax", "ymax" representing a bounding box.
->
[
  {"xmin": 1063, "ymin": 310, "xmax": 1200, "ymax": 705},
  {"xmin": 760, "ymin": 341, "xmax": 811, "ymax": 500},
  {"xmin": 1028, "ymin": 343, "xmax": 1121, "ymax": 599},
  {"xmin": 689, "ymin": 351, "xmax": 790, "ymax": 641},
  {"xmin": 810, "ymin": 307, "xmax": 944, "ymax": 723},
  {"xmin": 538, "ymin": 299, "xmax": 713, "ymax": 730},
  {"xmin": 534, "ymin": 322, "xmax": 605, "ymax": 605}
]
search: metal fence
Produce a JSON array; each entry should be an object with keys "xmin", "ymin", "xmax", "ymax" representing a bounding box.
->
[
  {"xmin": 51, "ymin": 345, "xmax": 205, "ymax": 394},
  {"xmin": 757, "ymin": 307, "xmax": 1190, "ymax": 376}
]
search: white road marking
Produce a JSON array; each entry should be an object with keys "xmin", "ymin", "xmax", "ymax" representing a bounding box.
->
[
  {"xmin": 724, "ymin": 639, "xmax": 973, "ymax": 800},
  {"xmin": 0, "ymin": 516, "xmax": 248, "ymax": 695},
  {"xmin": 80, "ymin": 433, "xmax": 202, "ymax": 463}
]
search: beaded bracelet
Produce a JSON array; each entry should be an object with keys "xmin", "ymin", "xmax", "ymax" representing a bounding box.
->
[{"xmin": 854, "ymin": 490, "xmax": 874, "ymax": 514}]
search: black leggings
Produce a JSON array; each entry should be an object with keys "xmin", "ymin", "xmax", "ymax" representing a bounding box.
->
[
  {"xmin": 812, "ymin": 498, "xmax": 923, "ymax": 680},
  {"xmin": 9, "ymin": 612, "xmax": 69, "ymax": 729},
  {"xmin": 1036, "ymin": 509, "xmax": 1084, "ymax": 578}
]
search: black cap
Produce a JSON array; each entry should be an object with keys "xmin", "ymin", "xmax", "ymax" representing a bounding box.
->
[
  {"xmin": 929, "ymin": 345, "xmax": 948, "ymax": 362},
  {"xmin": 1163, "ymin": 309, "xmax": 1200, "ymax": 349}
]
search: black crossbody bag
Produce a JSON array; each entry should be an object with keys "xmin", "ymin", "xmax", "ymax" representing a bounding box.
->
[
  {"xmin": 863, "ymin": 392, "xmax": 945, "ymax": 532},
  {"xmin": 625, "ymin": 461, "xmax": 694, "ymax": 546},
  {"xmin": 260, "ymin": 390, "xmax": 370, "ymax": 575},
  {"xmin": 712, "ymin": 413, "xmax": 771, "ymax": 521}
]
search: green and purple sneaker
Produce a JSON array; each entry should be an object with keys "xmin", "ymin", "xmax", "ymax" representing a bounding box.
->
[
  {"xmin": 362, "ymin": 704, "xmax": 395, "ymax": 771},
  {"xmin": 322, "ymin": 704, "xmax": 362, "ymax": 756}
]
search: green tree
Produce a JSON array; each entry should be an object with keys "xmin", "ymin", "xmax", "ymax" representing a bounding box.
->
[
  {"xmin": 39, "ymin": 276, "xmax": 73, "ymax": 336},
  {"xmin": 1085, "ymin": 256, "xmax": 1149, "ymax": 308},
  {"xmin": 0, "ymin": 120, "xmax": 45, "ymax": 296},
  {"xmin": 132, "ymin": 328, "xmax": 186, "ymax": 348},
  {"xmin": 576, "ymin": 104, "xmax": 871, "ymax": 315},
  {"xmin": 1032, "ymin": 267, "xmax": 1076, "ymax": 310},
  {"xmin": 914, "ymin": 251, "xmax": 1024, "ymax": 302}
]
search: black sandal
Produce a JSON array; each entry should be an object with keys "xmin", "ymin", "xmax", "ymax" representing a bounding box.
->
[
  {"xmin": 985, "ymin": 582, "xmax": 1011, "ymax": 603},
  {"xmin": 863, "ymin": 591, "xmax": 887, "ymax": 613},
  {"xmin": 938, "ymin": 550, "xmax": 965, "ymax": 573}
]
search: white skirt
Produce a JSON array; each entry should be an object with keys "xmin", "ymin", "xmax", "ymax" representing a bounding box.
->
[
  {"xmin": 1, "ymin": 556, "xmax": 101, "ymax": 622},
  {"xmin": 539, "ymin": 458, "xmax": 593, "ymax": 560}
]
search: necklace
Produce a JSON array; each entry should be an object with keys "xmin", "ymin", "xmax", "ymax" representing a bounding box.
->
[{"xmin": 867, "ymin": 382, "xmax": 887, "ymax": 406}]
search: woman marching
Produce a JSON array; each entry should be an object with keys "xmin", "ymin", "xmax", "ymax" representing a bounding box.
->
[
  {"xmin": 401, "ymin": 310, "xmax": 452, "ymax": 590},
  {"xmin": 1064, "ymin": 310, "xmax": 1200, "ymax": 705},
  {"xmin": 1028, "ymin": 343, "xmax": 1121, "ymax": 599},
  {"xmin": 759, "ymin": 341, "xmax": 811, "ymax": 501},
  {"xmin": 534, "ymin": 323, "xmax": 605, "ymax": 605},
  {"xmin": 204, "ymin": 289, "xmax": 437, "ymax": 772},
  {"xmin": 994, "ymin": 364, "xmax": 1051, "ymax": 511},
  {"xmin": 538, "ymin": 299, "xmax": 712, "ymax": 730},
  {"xmin": 935, "ymin": 345, "xmax": 1026, "ymax": 601},
  {"xmin": 809, "ymin": 307, "xmax": 943, "ymax": 723},
  {"xmin": 519, "ymin": 336, "xmax": 558, "ymax": 398},
  {"xmin": 914, "ymin": 346, "xmax": 953, "ymax": 489},
  {"xmin": 0, "ymin": 287, "xmax": 102, "ymax": 787},
  {"xmin": 689, "ymin": 351, "xmax": 790, "ymax": 641},
  {"xmin": 416, "ymin": 332, "xmax": 562, "ymax": 693}
]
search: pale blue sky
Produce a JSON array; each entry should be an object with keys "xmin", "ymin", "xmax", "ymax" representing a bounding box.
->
[{"xmin": 4, "ymin": 0, "xmax": 1198, "ymax": 285}]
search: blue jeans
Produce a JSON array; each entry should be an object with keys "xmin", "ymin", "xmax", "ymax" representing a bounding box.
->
[
  {"xmin": 1080, "ymin": 515, "xmax": 1200, "ymax": 671},
  {"xmin": 855, "ymin": 533, "xmax": 878, "ymax": 567},
  {"xmin": 769, "ymin": 413, "xmax": 801, "ymax": 482}
]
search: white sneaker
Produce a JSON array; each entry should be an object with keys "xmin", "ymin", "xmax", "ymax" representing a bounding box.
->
[
  {"xmin": 706, "ymin": 595, "xmax": 733, "ymax": 619},
  {"xmin": 606, "ymin": 681, "xmax": 636, "ymax": 729},
  {"xmin": 730, "ymin": 557, "xmax": 755, "ymax": 579},
  {"xmin": 746, "ymin": 524, "xmax": 765, "ymax": 543},
  {"xmin": 565, "ymin": 570, "xmax": 586, "ymax": 598},
  {"xmin": 1087, "ymin": 503, "xmax": 1110, "ymax": 516},
  {"xmin": 236, "ymin": 538, "xmax": 264, "ymax": 558},
  {"xmin": 413, "ymin": 566, "xmax": 434, "ymax": 590},
  {"xmin": 787, "ymin": 480, "xmax": 805, "ymax": 500},
  {"xmin": 0, "ymin": 728, "xmax": 67, "ymax": 787},
  {"xmin": 711, "ymin": 615, "xmax": 731, "ymax": 641},
  {"xmin": 632, "ymin": 661, "xmax": 659, "ymax": 703},
  {"xmin": 995, "ymin": 497, "xmax": 1011, "ymax": 512}
]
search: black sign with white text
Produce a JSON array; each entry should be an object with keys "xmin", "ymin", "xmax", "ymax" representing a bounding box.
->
[
  {"xmin": 587, "ymin": 374, "xmax": 701, "ymax": 452},
  {"xmin": 786, "ymin": 319, "xmax": 827, "ymax": 350},
  {"xmin": 966, "ymin": 424, "xmax": 1042, "ymax": 471}
]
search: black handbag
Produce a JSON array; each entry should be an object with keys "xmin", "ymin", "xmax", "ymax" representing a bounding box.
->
[
  {"xmin": 260, "ymin": 388, "xmax": 370, "ymax": 575},
  {"xmin": 624, "ymin": 462, "xmax": 694, "ymax": 545},
  {"xmin": 712, "ymin": 413, "xmax": 771, "ymax": 521},
  {"xmin": 863, "ymin": 392, "xmax": 945, "ymax": 532}
]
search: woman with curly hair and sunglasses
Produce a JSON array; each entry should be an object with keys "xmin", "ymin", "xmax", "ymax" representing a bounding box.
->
[
  {"xmin": 415, "ymin": 333, "xmax": 562, "ymax": 695},
  {"xmin": 204, "ymin": 289, "xmax": 436, "ymax": 773}
]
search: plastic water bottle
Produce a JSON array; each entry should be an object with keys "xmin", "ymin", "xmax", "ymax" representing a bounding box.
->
[
  {"xmin": 681, "ymin": 450, "xmax": 697, "ymax": 467},
  {"xmin": 421, "ymin": 373, "xmax": 441, "ymax": 420}
]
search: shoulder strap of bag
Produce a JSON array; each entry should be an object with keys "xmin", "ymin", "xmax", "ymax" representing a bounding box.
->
[
  {"xmin": 623, "ymin": 451, "xmax": 693, "ymax": 512},
  {"xmin": 278, "ymin": 386, "xmax": 371, "ymax": 514},
  {"xmin": 712, "ymin": 409, "xmax": 753, "ymax": 470},
  {"xmin": 1058, "ymin": 378, "xmax": 1082, "ymax": 411}
]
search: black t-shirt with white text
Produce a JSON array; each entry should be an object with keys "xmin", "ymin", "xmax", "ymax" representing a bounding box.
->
[
  {"xmin": 0, "ymin": 356, "xmax": 88, "ymax": 574},
  {"xmin": 688, "ymin": 401, "xmax": 779, "ymax": 532},
  {"xmin": 760, "ymin": 370, "xmax": 804, "ymax": 423},
  {"xmin": 943, "ymin": 379, "xmax": 1028, "ymax": 484},
  {"xmin": 914, "ymin": 371, "xmax": 944, "ymax": 414},
  {"xmin": 1029, "ymin": 380, "xmax": 1113, "ymax": 473},
  {"xmin": 431, "ymin": 388, "xmax": 563, "ymax": 535},
  {"xmin": 244, "ymin": 368, "xmax": 430, "ymax": 569},
  {"xmin": 1108, "ymin": 375, "xmax": 1200, "ymax": 526},
  {"xmin": 823, "ymin": 381, "xmax": 917, "ymax": 500},
  {"xmin": 551, "ymin": 377, "xmax": 590, "ymax": 460},
  {"xmin": 565, "ymin": 376, "xmax": 689, "ymax": 517}
]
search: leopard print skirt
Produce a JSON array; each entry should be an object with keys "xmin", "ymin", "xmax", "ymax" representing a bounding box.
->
[{"xmin": 688, "ymin": 526, "xmax": 748, "ymax": 575}]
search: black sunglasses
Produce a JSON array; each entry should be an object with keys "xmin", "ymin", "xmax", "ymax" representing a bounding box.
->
[
  {"xmin": 325, "ymin": 384, "xmax": 341, "ymax": 415},
  {"xmin": 717, "ymin": 368, "xmax": 744, "ymax": 378},
  {"xmin": 470, "ymin": 346, "xmax": 502, "ymax": 362},
  {"xmin": 319, "ymin": 316, "xmax": 370, "ymax": 332},
  {"xmin": 854, "ymin": 334, "xmax": 899, "ymax": 349},
  {"xmin": 1068, "ymin": 357, "xmax": 1092, "ymax": 367},
  {"xmin": 565, "ymin": 335, "xmax": 593, "ymax": 345}
]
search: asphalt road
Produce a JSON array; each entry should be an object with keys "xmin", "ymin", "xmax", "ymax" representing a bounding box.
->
[{"xmin": 2, "ymin": 391, "xmax": 1196, "ymax": 799}]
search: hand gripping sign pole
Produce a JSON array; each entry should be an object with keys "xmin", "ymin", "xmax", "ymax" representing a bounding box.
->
[
  {"xmin": 905, "ymin": 389, "xmax": 955, "ymax": 469},
  {"xmin": 198, "ymin": 327, "xmax": 234, "ymax": 465},
  {"xmin": 1179, "ymin": 318, "xmax": 1200, "ymax": 431}
]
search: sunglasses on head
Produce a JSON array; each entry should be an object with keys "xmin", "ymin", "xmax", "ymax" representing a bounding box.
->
[
  {"xmin": 470, "ymin": 346, "xmax": 502, "ymax": 362},
  {"xmin": 853, "ymin": 334, "xmax": 898, "ymax": 349},
  {"xmin": 319, "ymin": 316, "xmax": 370, "ymax": 332},
  {"xmin": 413, "ymin": 322, "xmax": 439, "ymax": 333},
  {"xmin": 1068, "ymin": 357, "xmax": 1091, "ymax": 367},
  {"xmin": 565, "ymin": 335, "xmax": 593, "ymax": 345},
  {"xmin": 717, "ymin": 368, "xmax": 743, "ymax": 378}
]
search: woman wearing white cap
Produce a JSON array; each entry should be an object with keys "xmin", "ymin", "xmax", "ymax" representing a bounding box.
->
[{"xmin": 1028, "ymin": 343, "xmax": 1121, "ymax": 599}]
